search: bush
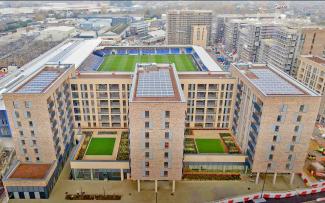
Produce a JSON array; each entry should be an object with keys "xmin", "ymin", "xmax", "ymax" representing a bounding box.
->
[{"xmin": 183, "ymin": 173, "xmax": 241, "ymax": 180}]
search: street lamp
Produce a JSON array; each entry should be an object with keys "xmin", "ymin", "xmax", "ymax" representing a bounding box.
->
[{"xmin": 260, "ymin": 165, "xmax": 269, "ymax": 198}]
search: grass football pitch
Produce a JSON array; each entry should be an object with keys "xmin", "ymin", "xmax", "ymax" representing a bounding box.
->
[
  {"xmin": 98, "ymin": 54, "xmax": 197, "ymax": 71},
  {"xmin": 85, "ymin": 138, "xmax": 116, "ymax": 155},
  {"xmin": 195, "ymin": 139, "xmax": 225, "ymax": 153}
]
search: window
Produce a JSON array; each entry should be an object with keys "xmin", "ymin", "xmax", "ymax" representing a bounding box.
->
[
  {"xmin": 34, "ymin": 148, "xmax": 38, "ymax": 154},
  {"xmin": 31, "ymin": 130, "xmax": 35, "ymax": 137},
  {"xmin": 274, "ymin": 125, "xmax": 280, "ymax": 132},
  {"xmin": 165, "ymin": 111, "xmax": 170, "ymax": 118},
  {"xmin": 29, "ymin": 121, "xmax": 33, "ymax": 127},
  {"xmin": 290, "ymin": 145, "xmax": 295, "ymax": 152},
  {"xmin": 164, "ymin": 162, "xmax": 168, "ymax": 168},
  {"xmin": 271, "ymin": 145, "xmax": 275, "ymax": 151},
  {"xmin": 299, "ymin": 105, "xmax": 305, "ymax": 112},
  {"xmin": 268, "ymin": 154, "xmax": 273, "ymax": 160},
  {"xmin": 145, "ymin": 122, "xmax": 150, "ymax": 128},
  {"xmin": 145, "ymin": 111, "xmax": 149, "ymax": 118},
  {"xmin": 19, "ymin": 131, "xmax": 23, "ymax": 136},
  {"xmin": 21, "ymin": 140, "xmax": 25, "ymax": 145},
  {"xmin": 296, "ymin": 115, "xmax": 302, "ymax": 122},
  {"xmin": 32, "ymin": 140, "xmax": 36, "ymax": 145},
  {"xmin": 25, "ymin": 157, "xmax": 29, "ymax": 161},
  {"xmin": 13, "ymin": 101, "xmax": 19, "ymax": 109},
  {"xmin": 145, "ymin": 171, "xmax": 150, "ymax": 176},
  {"xmin": 276, "ymin": 115, "xmax": 282, "ymax": 122},
  {"xmin": 145, "ymin": 132, "xmax": 149, "ymax": 139},
  {"xmin": 14, "ymin": 111, "xmax": 20, "ymax": 118},
  {"xmin": 145, "ymin": 142, "xmax": 149, "ymax": 149},
  {"xmin": 23, "ymin": 148, "xmax": 27, "ymax": 154},
  {"xmin": 165, "ymin": 122, "xmax": 169, "ymax": 129},
  {"xmin": 292, "ymin": 136, "xmax": 297, "ymax": 142},
  {"xmin": 164, "ymin": 152, "xmax": 169, "ymax": 158},
  {"xmin": 165, "ymin": 132, "xmax": 170, "ymax": 139},
  {"xmin": 294, "ymin": 125, "xmax": 299, "ymax": 133},
  {"xmin": 286, "ymin": 163, "xmax": 291, "ymax": 170},
  {"xmin": 25, "ymin": 101, "xmax": 32, "ymax": 108},
  {"xmin": 17, "ymin": 121, "xmax": 22, "ymax": 127},
  {"xmin": 267, "ymin": 163, "xmax": 272, "ymax": 169},
  {"xmin": 145, "ymin": 152, "xmax": 150, "ymax": 158},
  {"xmin": 273, "ymin": 135, "xmax": 277, "ymax": 142},
  {"xmin": 164, "ymin": 171, "xmax": 168, "ymax": 177},
  {"xmin": 165, "ymin": 142, "xmax": 169, "ymax": 149},
  {"xmin": 36, "ymin": 157, "xmax": 40, "ymax": 161},
  {"xmin": 288, "ymin": 154, "xmax": 293, "ymax": 161},
  {"xmin": 26, "ymin": 111, "xmax": 31, "ymax": 118},
  {"xmin": 145, "ymin": 162, "xmax": 149, "ymax": 168}
]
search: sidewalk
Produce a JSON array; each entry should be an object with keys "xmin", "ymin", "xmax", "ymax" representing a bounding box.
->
[{"xmin": 10, "ymin": 161, "xmax": 306, "ymax": 203}]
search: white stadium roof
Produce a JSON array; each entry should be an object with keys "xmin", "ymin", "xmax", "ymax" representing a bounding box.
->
[{"xmin": 192, "ymin": 46, "xmax": 223, "ymax": 72}]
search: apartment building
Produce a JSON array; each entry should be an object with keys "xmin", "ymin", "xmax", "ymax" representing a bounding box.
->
[
  {"xmin": 2, "ymin": 64, "xmax": 76, "ymax": 199},
  {"xmin": 257, "ymin": 26, "xmax": 300, "ymax": 74},
  {"xmin": 237, "ymin": 21, "xmax": 276, "ymax": 63},
  {"xmin": 167, "ymin": 10, "xmax": 212, "ymax": 47},
  {"xmin": 215, "ymin": 13, "xmax": 280, "ymax": 43},
  {"xmin": 224, "ymin": 19, "xmax": 247, "ymax": 53},
  {"xmin": 1, "ymin": 44, "xmax": 322, "ymax": 199},
  {"xmin": 231, "ymin": 63, "xmax": 320, "ymax": 184},
  {"xmin": 129, "ymin": 64, "xmax": 186, "ymax": 192},
  {"xmin": 296, "ymin": 55, "xmax": 325, "ymax": 124}
]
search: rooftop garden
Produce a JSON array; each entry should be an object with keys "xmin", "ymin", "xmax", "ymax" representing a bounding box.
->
[
  {"xmin": 85, "ymin": 138, "xmax": 116, "ymax": 156},
  {"xmin": 195, "ymin": 139, "xmax": 225, "ymax": 153},
  {"xmin": 117, "ymin": 131, "xmax": 129, "ymax": 160}
]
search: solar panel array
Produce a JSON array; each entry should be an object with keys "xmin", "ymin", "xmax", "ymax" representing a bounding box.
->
[
  {"xmin": 136, "ymin": 69, "xmax": 174, "ymax": 97},
  {"xmin": 249, "ymin": 69, "xmax": 304, "ymax": 95},
  {"xmin": 17, "ymin": 70, "xmax": 60, "ymax": 93}
]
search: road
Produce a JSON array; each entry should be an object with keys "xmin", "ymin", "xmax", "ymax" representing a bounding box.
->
[{"xmin": 263, "ymin": 192, "xmax": 325, "ymax": 203}]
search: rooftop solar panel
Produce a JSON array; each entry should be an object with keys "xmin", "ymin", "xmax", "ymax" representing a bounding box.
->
[
  {"xmin": 249, "ymin": 69, "xmax": 304, "ymax": 95},
  {"xmin": 16, "ymin": 70, "xmax": 61, "ymax": 93},
  {"xmin": 136, "ymin": 69, "xmax": 175, "ymax": 97}
]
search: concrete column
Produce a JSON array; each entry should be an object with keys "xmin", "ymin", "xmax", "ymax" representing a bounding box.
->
[
  {"xmin": 222, "ymin": 165, "xmax": 226, "ymax": 173},
  {"xmin": 272, "ymin": 173, "xmax": 277, "ymax": 185},
  {"xmin": 120, "ymin": 169, "xmax": 124, "ymax": 181},
  {"xmin": 155, "ymin": 180, "xmax": 158, "ymax": 193},
  {"xmin": 290, "ymin": 173, "xmax": 295, "ymax": 185},
  {"xmin": 255, "ymin": 172, "xmax": 260, "ymax": 184},
  {"xmin": 172, "ymin": 180, "xmax": 175, "ymax": 193},
  {"xmin": 90, "ymin": 168, "xmax": 93, "ymax": 180},
  {"xmin": 245, "ymin": 166, "xmax": 248, "ymax": 174},
  {"xmin": 137, "ymin": 180, "xmax": 141, "ymax": 192}
]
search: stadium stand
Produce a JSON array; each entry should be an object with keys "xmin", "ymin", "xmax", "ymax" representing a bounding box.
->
[
  {"xmin": 127, "ymin": 49, "xmax": 139, "ymax": 55},
  {"xmin": 79, "ymin": 54, "xmax": 104, "ymax": 71},
  {"xmin": 171, "ymin": 48, "xmax": 180, "ymax": 54},
  {"xmin": 117, "ymin": 49, "xmax": 127, "ymax": 55},
  {"xmin": 156, "ymin": 48, "xmax": 170, "ymax": 54},
  {"xmin": 185, "ymin": 47, "xmax": 193, "ymax": 54},
  {"xmin": 141, "ymin": 49, "xmax": 156, "ymax": 55}
]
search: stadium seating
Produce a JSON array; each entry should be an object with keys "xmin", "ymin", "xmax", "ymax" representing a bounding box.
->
[
  {"xmin": 142, "ymin": 49, "xmax": 155, "ymax": 55},
  {"xmin": 79, "ymin": 54, "xmax": 104, "ymax": 71},
  {"xmin": 128, "ymin": 49, "xmax": 139, "ymax": 55},
  {"xmin": 171, "ymin": 48, "xmax": 180, "ymax": 54},
  {"xmin": 185, "ymin": 47, "xmax": 193, "ymax": 54},
  {"xmin": 156, "ymin": 48, "xmax": 169, "ymax": 54},
  {"xmin": 93, "ymin": 50, "xmax": 105, "ymax": 57},
  {"xmin": 117, "ymin": 49, "xmax": 127, "ymax": 55}
]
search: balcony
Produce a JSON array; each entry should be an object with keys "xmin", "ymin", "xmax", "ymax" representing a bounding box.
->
[
  {"xmin": 250, "ymin": 123, "xmax": 259, "ymax": 134},
  {"xmin": 253, "ymin": 102, "xmax": 262, "ymax": 113},
  {"xmin": 248, "ymin": 131, "xmax": 257, "ymax": 145},
  {"xmin": 252, "ymin": 113, "xmax": 260, "ymax": 125}
]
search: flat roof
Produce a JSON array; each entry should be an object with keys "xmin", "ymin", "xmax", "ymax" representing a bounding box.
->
[
  {"xmin": 9, "ymin": 163, "xmax": 52, "ymax": 179},
  {"xmin": 302, "ymin": 55, "xmax": 325, "ymax": 66},
  {"xmin": 131, "ymin": 63, "xmax": 184, "ymax": 102},
  {"xmin": 235, "ymin": 64, "xmax": 314, "ymax": 96},
  {"xmin": 192, "ymin": 46, "xmax": 223, "ymax": 72},
  {"xmin": 15, "ymin": 66, "xmax": 69, "ymax": 94}
]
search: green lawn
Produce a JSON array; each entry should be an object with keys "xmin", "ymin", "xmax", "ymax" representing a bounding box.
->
[
  {"xmin": 86, "ymin": 138, "xmax": 116, "ymax": 155},
  {"xmin": 98, "ymin": 54, "xmax": 197, "ymax": 71},
  {"xmin": 195, "ymin": 139, "xmax": 225, "ymax": 153}
]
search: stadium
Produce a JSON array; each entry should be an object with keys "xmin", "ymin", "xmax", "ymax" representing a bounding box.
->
[{"xmin": 78, "ymin": 45, "xmax": 223, "ymax": 72}]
